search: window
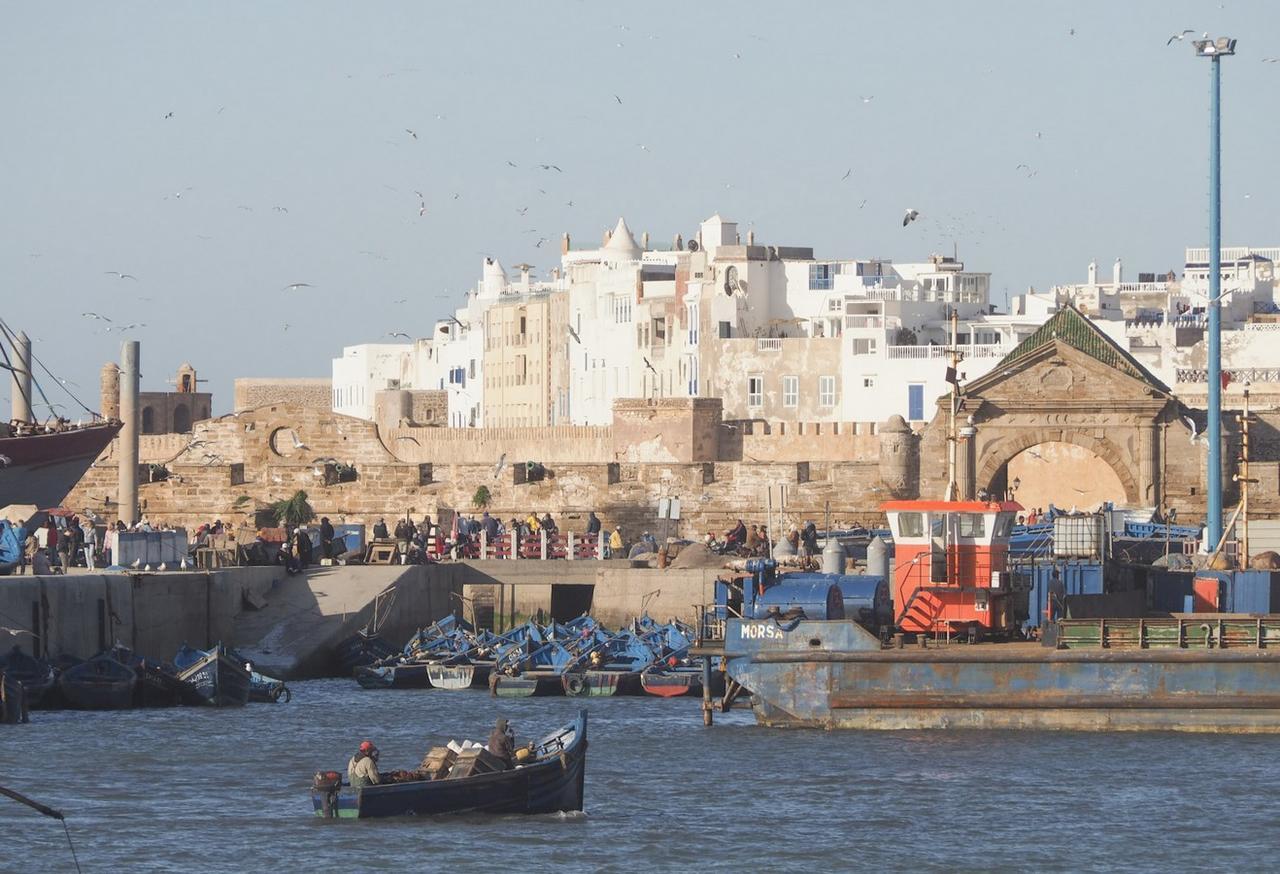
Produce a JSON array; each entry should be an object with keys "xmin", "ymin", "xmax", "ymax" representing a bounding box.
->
[
  {"xmin": 809, "ymin": 263, "xmax": 833, "ymax": 290},
  {"xmin": 958, "ymin": 513, "xmax": 986, "ymax": 538},
  {"xmin": 782, "ymin": 375, "xmax": 798, "ymax": 408},
  {"xmin": 613, "ymin": 296, "xmax": 632, "ymax": 323},
  {"xmin": 469, "ymin": 359, "xmax": 476, "ymax": 378},
  {"xmin": 908, "ymin": 383, "xmax": 924, "ymax": 420},
  {"xmin": 862, "ymin": 375, "xmax": 875, "ymax": 388},
  {"xmin": 686, "ymin": 303, "xmax": 699, "ymax": 345},
  {"xmin": 747, "ymin": 375, "xmax": 763, "ymax": 407},
  {"xmin": 898, "ymin": 512, "xmax": 924, "ymax": 538},
  {"xmin": 852, "ymin": 337, "xmax": 877, "ymax": 355},
  {"xmin": 818, "ymin": 375, "xmax": 837, "ymax": 407},
  {"xmin": 688, "ymin": 357, "xmax": 699, "ymax": 396},
  {"xmin": 719, "ymin": 321, "xmax": 732, "ymax": 339}
]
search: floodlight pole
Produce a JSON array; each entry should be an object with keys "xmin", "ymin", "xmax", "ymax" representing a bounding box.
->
[{"xmin": 1198, "ymin": 40, "xmax": 1234, "ymax": 547}]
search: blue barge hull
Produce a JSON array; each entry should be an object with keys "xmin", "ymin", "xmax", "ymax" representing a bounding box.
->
[{"xmin": 725, "ymin": 618, "xmax": 1280, "ymax": 732}]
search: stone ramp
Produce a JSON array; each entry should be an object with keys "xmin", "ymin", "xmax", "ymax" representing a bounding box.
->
[{"xmin": 229, "ymin": 565, "xmax": 457, "ymax": 679}]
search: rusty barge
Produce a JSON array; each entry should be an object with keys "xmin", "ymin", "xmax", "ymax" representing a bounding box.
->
[{"xmin": 703, "ymin": 499, "xmax": 1280, "ymax": 732}]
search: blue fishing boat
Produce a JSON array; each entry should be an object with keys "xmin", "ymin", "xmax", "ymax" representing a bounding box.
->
[
  {"xmin": 226, "ymin": 649, "xmax": 291, "ymax": 702},
  {"xmin": 58, "ymin": 652, "xmax": 136, "ymax": 710},
  {"xmin": 174, "ymin": 643, "xmax": 251, "ymax": 707},
  {"xmin": 334, "ymin": 629, "xmax": 399, "ymax": 674},
  {"xmin": 489, "ymin": 638, "xmax": 577, "ymax": 697},
  {"xmin": 354, "ymin": 661, "xmax": 433, "ymax": 690},
  {"xmin": 0, "ymin": 646, "xmax": 56, "ymax": 707},
  {"xmin": 560, "ymin": 629, "xmax": 656, "ymax": 697},
  {"xmin": 311, "ymin": 710, "xmax": 587, "ymax": 819}
]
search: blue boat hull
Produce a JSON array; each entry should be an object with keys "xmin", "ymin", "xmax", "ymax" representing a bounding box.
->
[
  {"xmin": 725, "ymin": 618, "xmax": 1280, "ymax": 732},
  {"xmin": 176, "ymin": 649, "xmax": 251, "ymax": 707}
]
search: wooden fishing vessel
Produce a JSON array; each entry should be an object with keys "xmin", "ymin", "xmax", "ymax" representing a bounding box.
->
[
  {"xmin": 311, "ymin": 710, "xmax": 587, "ymax": 819},
  {"xmin": 426, "ymin": 662, "xmax": 491, "ymax": 690},
  {"xmin": 58, "ymin": 652, "xmax": 136, "ymax": 710},
  {"xmin": 174, "ymin": 643, "xmax": 251, "ymax": 707}
]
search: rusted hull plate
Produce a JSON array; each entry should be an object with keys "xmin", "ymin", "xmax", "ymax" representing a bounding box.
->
[{"xmin": 727, "ymin": 617, "xmax": 1280, "ymax": 732}]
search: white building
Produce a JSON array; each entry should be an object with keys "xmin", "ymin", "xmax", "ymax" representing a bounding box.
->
[{"xmin": 331, "ymin": 343, "xmax": 412, "ymax": 421}]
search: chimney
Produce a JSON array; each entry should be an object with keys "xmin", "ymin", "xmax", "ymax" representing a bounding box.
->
[
  {"xmin": 1087, "ymin": 259, "xmax": 1098, "ymax": 285},
  {"xmin": 1113, "ymin": 257, "xmax": 1123, "ymax": 286},
  {"xmin": 562, "ymin": 232, "xmax": 570, "ymax": 255},
  {"xmin": 747, "ymin": 230, "xmax": 755, "ymax": 246},
  {"xmin": 641, "ymin": 231, "xmax": 649, "ymax": 249},
  {"xmin": 674, "ymin": 233, "xmax": 683, "ymax": 250},
  {"xmin": 603, "ymin": 228, "xmax": 611, "ymax": 246}
]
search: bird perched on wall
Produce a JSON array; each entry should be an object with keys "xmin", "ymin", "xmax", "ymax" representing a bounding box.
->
[{"xmin": 902, "ymin": 209, "xmax": 919, "ymax": 227}]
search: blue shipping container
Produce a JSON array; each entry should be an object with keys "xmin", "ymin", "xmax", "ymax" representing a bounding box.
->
[
  {"xmin": 1226, "ymin": 570, "xmax": 1279, "ymax": 614},
  {"xmin": 1019, "ymin": 561, "xmax": 1104, "ymax": 630}
]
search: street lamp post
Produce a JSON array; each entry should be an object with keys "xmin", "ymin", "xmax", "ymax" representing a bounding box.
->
[{"xmin": 1194, "ymin": 36, "xmax": 1235, "ymax": 548}]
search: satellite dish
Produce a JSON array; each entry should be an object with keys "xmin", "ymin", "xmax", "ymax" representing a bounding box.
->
[{"xmin": 687, "ymin": 239, "xmax": 699, "ymax": 252}]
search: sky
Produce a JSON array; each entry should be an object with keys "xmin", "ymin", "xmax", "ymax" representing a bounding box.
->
[{"xmin": 3, "ymin": 1, "xmax": 1277, "ymax": 415}]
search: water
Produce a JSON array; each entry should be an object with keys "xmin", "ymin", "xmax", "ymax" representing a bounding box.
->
[{"xmin": 3, "ymin": 681, "xmax": 1277, "ymax": 872}]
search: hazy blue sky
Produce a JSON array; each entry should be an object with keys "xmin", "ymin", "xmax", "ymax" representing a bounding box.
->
[{"xmin": 3, "ymin": 1, "xmax": 1276, "ymax": 414}]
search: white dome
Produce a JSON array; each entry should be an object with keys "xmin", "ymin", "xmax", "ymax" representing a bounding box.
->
[{"xmin": 602, "ymin": 217, "xmax": 641, "ymax": 262}]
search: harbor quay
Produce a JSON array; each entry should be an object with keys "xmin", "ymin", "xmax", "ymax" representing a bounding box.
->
[{"xmin": 0, "ymin": 561, "xmax": 721, "ymax": 680}]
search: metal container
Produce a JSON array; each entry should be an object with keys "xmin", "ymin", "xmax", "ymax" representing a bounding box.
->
[
  {"xmin": 1020, "ymin": 561, "xmax": 1104, "ymax": 630},
  {"xmin": 866, "ymin": 535, "xmax": 890, "ymax": 582},
  {"xmin": 782, "ymin": 573, "xmax": 889, "ymax": 630},
  {"xmin": 821, "ymin": 539, "xmax": 846, "ymax": 575},
  {"xmin": 1226, "ymin": 570, "xmax": 1280, "ymax": 614},
  {"xmin": 752, "ymin": 581, "xmax": 845, "ymax": 621},
  {"xmin": 1053, "ymin": 514, "xmax": 1104, "ymax": 559}
]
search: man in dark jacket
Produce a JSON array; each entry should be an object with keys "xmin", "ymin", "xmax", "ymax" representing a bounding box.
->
[
  {"xmin": 294, "ymin": 527, "xmax": 313, "ymax": 569},
  {"xmin": 319, "ymin": 517, "xmax": 335, "ymax": 559},
  {"xmin": 482, "ymin": 512, "xmax": 499, "ymax": 541},
  {"xmin": 801, "ymin": 521, "xmax": 819, "ymax": 556},
  {"xmin": 488, "ymin": 716, "xmax": 515, "ymax": 768},
  {"xmin": 586, "ymin": 512, "xmax": 601, "ymax": 536},
  {"xmin": 373, "ymin": 518, "xmax": 389, "ymax": 540}
]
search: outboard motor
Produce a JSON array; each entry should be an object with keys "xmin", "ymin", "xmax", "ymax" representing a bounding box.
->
[{"xmin": 313, "ymin": 770, "xmax": 344, "ymax": 817}]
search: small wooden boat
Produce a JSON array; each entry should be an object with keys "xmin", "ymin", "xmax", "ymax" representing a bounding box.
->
[
  {"xmin": 354, "ymin": 661, "xmax": 433, "ymax": 690},
  {"xmin": 489, "ymin": 672, "xmax": 563, "ymax": 698},
  {"xmin": 640, "ymin": 669, "xmax": 703, "ymax": 698},
  {"xmin": 562, "ymin": 670, "xmax": 642, "ymax": 697},
  {"xmin": 427, "ymin": 662, "xmax": 491, "ymax": 691},
  {"xmin": 226, "ymin": 649, "xmax": 291, "ymax": 703},
  {"xmin": 58, "ymin": 652, "xmax": 137, "ymax": 710},
  {"xmin": 134, "ymin": 659, "xmax": 203, "ymax": 708},
  {"xmin": 0, "ymin": 647, "xmax": 56, "ymax": 707},
  {"xmin": 335, "ymin": 630, "xmax": 399, "ymax": 674},
  {"xmin": 174, "ymin": 643, "xmax": 251, "ymax": 707},
  {"xmin": 312, "ymin": 710, "xmax": 587, "ymax": 819}
]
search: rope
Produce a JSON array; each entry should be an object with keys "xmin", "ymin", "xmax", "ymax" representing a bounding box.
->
[
  {"xmin": 0, "ymin": 317, "xmax": 99, "ymax": 419},
  {"xmin": 62, "ymin": 819, "xmax": 83, "ymax": 874}
]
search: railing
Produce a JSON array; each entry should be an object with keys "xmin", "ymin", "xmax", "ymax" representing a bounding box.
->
[
  {"xmin": 845, "ymin": 316, "xmax": 884, "ymax": 328},
  {"xmin": 757, "ymin": 338, "xmax": 783, "ymax": 351},
  {"xmin": 885, "ymin": 343, "xmax": 1005, "ymax": 360},
  {"xmin": 452, "ymin": 530, "xmax": 607, "ymax": 560},
  {"xmin": 1113, "ymin": 282, "xmax": 1171, "ymax": 293},
  {"xmin": 1185, "ymin": 246, "xmax": 1280, "ymax": 263},
  {"xmin": 1244, "ymin": 322, "xmax": 1280, "ymax": 332},
  {"xmin": 1175, "ymin": 367, "xmax": 1280, "ymax": 384}
]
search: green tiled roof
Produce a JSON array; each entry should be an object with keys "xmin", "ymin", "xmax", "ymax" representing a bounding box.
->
[{"xmin": 1002, "ymin": 304, "xmax": 1168, "ymax": 391}]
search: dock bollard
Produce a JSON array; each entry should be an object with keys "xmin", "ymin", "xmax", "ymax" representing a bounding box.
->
[{"xmin": 701, "ymin": 656, "xmax": 713, "ymax": 727}]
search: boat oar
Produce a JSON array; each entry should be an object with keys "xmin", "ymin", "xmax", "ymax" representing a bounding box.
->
[{"xmin": 0, "ymin": 783, "xmax": 82, "ymax": 873}]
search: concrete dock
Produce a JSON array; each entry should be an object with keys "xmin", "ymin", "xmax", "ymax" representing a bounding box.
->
[{"xmin": 0, "ymin": 561, "xmax": 723, "ymax": 679}]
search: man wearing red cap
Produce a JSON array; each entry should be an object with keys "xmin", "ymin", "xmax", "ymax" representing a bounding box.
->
[{"xmin": 348, "ymin": 740, "xmax": 381, "ymax": 788}]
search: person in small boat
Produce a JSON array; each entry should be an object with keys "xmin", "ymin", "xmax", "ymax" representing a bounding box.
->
[
  {"xmin": 488, "ymin": 717, "xmax": 515, "ymax": 768},
  {"xmin": 348, "ymin": 740, "xmax": 381, "ymax": 788}
]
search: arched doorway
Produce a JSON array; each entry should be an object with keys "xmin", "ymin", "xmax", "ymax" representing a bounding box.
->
[
  {"xmin": 141, "ymin": 406, "xmax": 155, "ymax": 434},
  {"xmin": 996, "ymin": 441, "xmax": 1129, "ymax": 512},
  {"xmin": 173, "ymin": 403, "xmax": 191, "ymax": 433}
]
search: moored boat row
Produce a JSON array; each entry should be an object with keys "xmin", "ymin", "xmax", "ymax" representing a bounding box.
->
[{"xmin": 344, "ymin": 614, "xmax": 720, "ymax": 699}]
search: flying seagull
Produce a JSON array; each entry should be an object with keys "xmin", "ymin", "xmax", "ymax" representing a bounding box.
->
[
  {"xmin": 643, "ymin": 356, "xmax": 657, "ymax": 374},
  {"xmin": 1167, "ymin": 29, "xmax": 1196, "ymax": 45},
  {"xmin": 386, "ymin": 331, "xmax": 411, "ymax": 340},
  {"xmin": 283, "ymin": 282, "xmax": 313, "ymax": 291},
  {"xmin": 567, "ymin": 324, "xmax": 581, "ymax": 344},
  {"xmin": 273, "ymin": 205, "xmax": 289, "ymax": 213},
  {"xmin": 493, "ymin": 452, "xmax": 507, "ymax": 479},
  {"xmin": 1181, "ymin": 415, "xmax": 1205, "ymax": 445},
  {"xmin": 614, "ymin": 94, "xmax": 623, "ymax": 104},
  {"xmin": 538, "ymin": 164, "xmax": 562, "ymax": 172},
  {"xmin": 291, "ymin": 432, "xmax": 309, "ymax": 451},
  {"xmin": 81, "ymin": 312, "xmax": 112, "ymax": 322},
  {"xmin": 902, "ymin": 208, "xmax": 920, "ymax": 227},
  {"xmin": 405, "ymin": 128, "xmax": 418, "ymax": 139},
  {"xmin": 105, "ymin": 271, "xmax": 137, "ymax": 280},
  {"xmin": 163, "ymin": 111, "xmax": 174, "ymax": 119},
  {"xmin": 859, "ymin": 95, "xmax": 874, "ymax": 103}
]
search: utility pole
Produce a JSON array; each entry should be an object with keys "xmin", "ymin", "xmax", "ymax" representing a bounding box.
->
[
  {"xmin": 1195, "ymin": 35, "xmax": 1236, "ymax": 547},
  {"xmin": 944, "ymin": 307, "xmax": 962, "ymax": 501}
]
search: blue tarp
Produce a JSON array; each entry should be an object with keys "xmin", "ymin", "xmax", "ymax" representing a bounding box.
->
[{"xmin": 0, "ymin": 522, "xmax": 25, "ymax": 566}]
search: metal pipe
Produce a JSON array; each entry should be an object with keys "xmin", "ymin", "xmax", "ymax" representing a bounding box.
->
[
  {"xmin": 117, "ymin": 340, "xmax": 140, "ymax": 526},
  {"xmin": 1207, "ymin": 54, "xmax": 1223, "ymax": 546},
  {"xmin": 9, "ymin": 331, "xmax": 32, "ymax": 423}
]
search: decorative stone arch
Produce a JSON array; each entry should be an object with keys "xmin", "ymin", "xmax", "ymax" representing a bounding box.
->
[{"xmin": 975, "ymin": 428, "xmax": 1140, "ymax": 506}]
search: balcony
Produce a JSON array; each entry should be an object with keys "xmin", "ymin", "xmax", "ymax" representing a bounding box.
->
[
  {"xmin": 757, "ymin": 338, "xmax": 783, "ymax": 351},
  {"xmin": 884, "ymin": 343, "xmax": 1005, "ymax": 360}
]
